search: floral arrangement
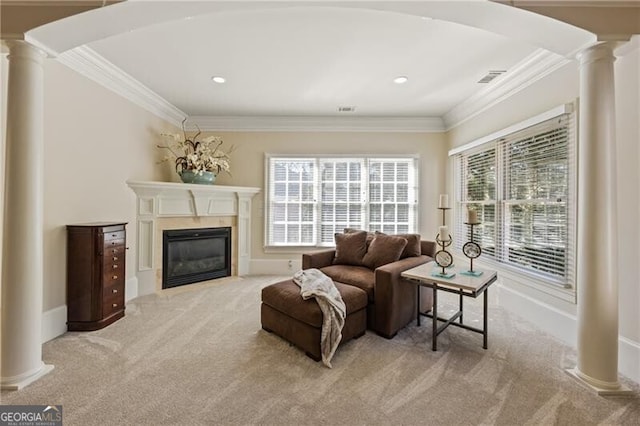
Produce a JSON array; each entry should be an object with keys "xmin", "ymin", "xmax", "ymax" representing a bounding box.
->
[{"xmin": 158, "ymin": 119, "xmax": 233, "ymax": 176}]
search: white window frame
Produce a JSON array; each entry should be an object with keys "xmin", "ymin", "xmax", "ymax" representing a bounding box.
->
[
  {"xmin": 450, "ymin": 104, "xmax": 577, "ymax": 297},
  {"xmin": 264, "ymin": 154, "xmax": 419, "ymax": 249}
]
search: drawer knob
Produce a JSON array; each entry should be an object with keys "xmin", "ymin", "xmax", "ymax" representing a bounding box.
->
[
  {"xmin": 113, "ymin": 256, "xmax": 118, "ymax": 261},
  {"xmin": 111, "ymin": 242, "xmax": 116, "ymax": 245},
  {"xmin": 113, "ymin": 275, "xmax": 118, "ymax": 280},
  {"xmin": 112, "ymin": 303, "xmax": 118, "ymax": 308},
  {"xmin": 112, "ymin": 289, "xmax": 118, "ymax": 294},
  {"xmin": 113, "ymin": 264, "xmax": 118, "ymax": 269}
]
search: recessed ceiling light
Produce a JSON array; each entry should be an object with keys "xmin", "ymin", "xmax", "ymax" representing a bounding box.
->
[
  {"xmin": 211, "ymin": 76, "xmax": 226, "ymax": 84},
  {"xmin": 393, "ymin": 76, "xmax": 408, "ymax": 84}
]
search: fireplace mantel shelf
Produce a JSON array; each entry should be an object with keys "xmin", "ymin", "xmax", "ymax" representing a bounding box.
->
[
  {"xmin": 126, "ymin": 180, "xmax": 260, "ymax": 218},
  {"xmin": 127, "ymin": 180, "xmax": 260, "ymax": 197},
  {"xmin": 126, "ymin": 180, "xmax": 260, "ymax": 293}
]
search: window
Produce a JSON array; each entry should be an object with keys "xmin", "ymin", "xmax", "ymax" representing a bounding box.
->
[
  {"xmin": 266, "ymin": 156, "xmax": 418, "ymax": 247},
  {"xmin": 452, "ymin": 105, "xmax": 576, "ymax": 288}
]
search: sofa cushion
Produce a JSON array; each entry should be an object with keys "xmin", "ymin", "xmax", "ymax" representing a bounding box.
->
[
  {"xmin": 347, "ymin": 229, "xmax": 421, "ymax": 259},
  {"xmin": 382, "ymin": 232, "xmax": 421, "ymax": 258},
  {"xmin": 261, "ymin": 279, "xmax": 368, "ymax": 328},
  {"xmin": 320, "ymin": 265, "xmax": 375, "ymax": 303},
  {"xmin": 362, "ymin": 233, "xmax": 408, "ymax": 270},
  {"xmin": 333, "ymin": 231, "xmax": 367, "ymax": 266},
  {"xmin": 344, "ymin": 227, "xmax": 375, "ymax": 248}
]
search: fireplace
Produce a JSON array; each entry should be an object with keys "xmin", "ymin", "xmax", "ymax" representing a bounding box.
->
[{"xmin": 162, "ymin": 227, "xmax": 231, "ymax": 289}]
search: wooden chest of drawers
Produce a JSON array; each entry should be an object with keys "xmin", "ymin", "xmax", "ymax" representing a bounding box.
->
[{"xmin": 66, "ymin": 222, "xmax": 127, "ymax": 331}]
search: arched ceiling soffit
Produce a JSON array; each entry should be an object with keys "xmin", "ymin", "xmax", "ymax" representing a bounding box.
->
[{"xmin": 26, "ymin": 1, "xmax": 594, "ymax": 57}]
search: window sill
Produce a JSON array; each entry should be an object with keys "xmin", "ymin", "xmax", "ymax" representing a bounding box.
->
[
  {"xmin": 264, "ymin": 245, "xmax": 334, "ymax": 255},
  {"xmin": 453, "ymin": 254, "xmax": 576, "ymax": 304}
]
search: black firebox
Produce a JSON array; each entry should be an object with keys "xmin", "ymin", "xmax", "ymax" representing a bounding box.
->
[{"xmin": 162, "ymin": 227, "xmax": 231, "ymax": 289}]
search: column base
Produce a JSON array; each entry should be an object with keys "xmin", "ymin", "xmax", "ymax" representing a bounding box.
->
[
  {"xmin": 565, "ymin": 367, "xmax": 633, "ymax": 396},
  {"xmin": 1, "ymin": 364, "xmax": 54, "ymax": 390}
]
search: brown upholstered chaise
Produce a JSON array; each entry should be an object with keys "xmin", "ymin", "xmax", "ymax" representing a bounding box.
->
[
  {"xmin": 261, "ymin": 279, "xmax": 368, "ymax": 361},
  {"xmin": 303, "ymin": 240, "xmax": 436, "ymax": 339}
]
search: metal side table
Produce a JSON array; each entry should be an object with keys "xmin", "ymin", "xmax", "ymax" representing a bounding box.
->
[{"xmin": 401, "ymin": 261, "xmax": 498, "ymax": 351}]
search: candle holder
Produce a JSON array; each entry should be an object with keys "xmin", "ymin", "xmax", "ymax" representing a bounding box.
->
[
  {"xmin": 432, "ymin": 206, "xmax": 455, "ymax": 278},
  {"xmin": 460, "ymin": 220, "xmax": 483, "ymax": 277}
]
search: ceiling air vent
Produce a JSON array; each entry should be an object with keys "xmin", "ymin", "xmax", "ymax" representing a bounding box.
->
[
  {"xmin": 338, "ymin": 106, "xmax": 356, "ymax": 112},
  {"xmin": 477, "ymin": 70, "xmax": 506, "ymax": 84}
]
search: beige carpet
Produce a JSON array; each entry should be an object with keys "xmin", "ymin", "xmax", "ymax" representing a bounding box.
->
[{"xmin": 1, "ymin": 275, "xmax": 638, "ymax": 425}]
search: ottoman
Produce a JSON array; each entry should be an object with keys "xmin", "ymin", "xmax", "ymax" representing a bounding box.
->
[{"xmin": 261, "ymin": 279, "xmax": 368, "ymax": 362}]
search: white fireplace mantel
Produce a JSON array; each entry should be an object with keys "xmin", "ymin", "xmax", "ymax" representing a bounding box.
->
[{"xmin": 126, "ymin": 180, "xmax": 260, "ymax": 293}]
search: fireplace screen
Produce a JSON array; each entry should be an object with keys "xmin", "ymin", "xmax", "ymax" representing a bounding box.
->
[{"xmin": 162, "ymin": 227, "xmax": 231, "ymax": 289}]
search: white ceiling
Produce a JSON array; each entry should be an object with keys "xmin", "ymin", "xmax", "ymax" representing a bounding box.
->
[
  {"xmin": 26, "ymin": 1, "xmax": 595, "ymax": 122},
  {"xmin": 88, "ymin": 7, "xmax": 538, "ymax": 117}
]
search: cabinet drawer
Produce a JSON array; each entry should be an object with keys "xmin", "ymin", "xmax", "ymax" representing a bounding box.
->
[
  {"xmin": 103, "ymin": 230, "xmax": 125, "ymax": 242},
  {"xmin": 103, "ymin": 281, "xmax": 124, "ymax": 299},
  {"xmin": 103, "ymin": 258, "xmax": 124, "ymax": 272},
  {"xmin": 103, "ymin": 238, "xmax": 125, "ymax": 249},
  {"xmin": 103, "ymin": 292, "xmax": 125, "ymax": 317},
  {"xmin": 103, "ymin": 251, "xmax": 124, "ymax": 268},
  {"xmin": 103, "ymin": 269, "xmax": 124, "ymax": 286},
  {"xmin": 103, "ymin": 245, "xmax": 125, "ymax": 258}
]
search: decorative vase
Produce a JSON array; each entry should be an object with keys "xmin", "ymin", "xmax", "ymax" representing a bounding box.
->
[{"xmin": 179, "ymin": 170, "xmax": 217, "ymax": 185}]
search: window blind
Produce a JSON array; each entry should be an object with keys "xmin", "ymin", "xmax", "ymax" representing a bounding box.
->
[
  {"xmin": 266, "ymin": 156, "xmax": 418, "ymax": 247},
  {"xmin": 453, "ymin": 110, "xmax": 576, "ymax": 288},
  {"xmin": 319, "ymin": 159, "xmax": 365, "ymax": 244},
  {"xmin": 268, "ymin": 159, "xmax": 316, "ymax": 246}
]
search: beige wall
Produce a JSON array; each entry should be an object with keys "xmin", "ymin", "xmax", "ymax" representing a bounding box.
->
[
  {"xmin": 182, "ymin": 131, "xmax": 449, "ymax": 260},
  {"xmin": 445, "ymin": 43, "xmax": 640, "ymax": 346},
  {"xmin": 0, "ymin": 55, "xmax": 177, "ymax": 312}
]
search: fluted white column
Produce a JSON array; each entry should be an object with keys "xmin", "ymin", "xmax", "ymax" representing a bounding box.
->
[
  {"xmin": 1, "ymin": 40, "xmax": 53, "ymax": 390},
  {"xmin": 567, "ymin": 42, "xmax": 630, "ymax": 395}
]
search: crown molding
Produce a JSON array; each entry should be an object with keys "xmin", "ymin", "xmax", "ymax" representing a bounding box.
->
[
  {"xmin": 56, "ymin": 46, "xmax": 186, "ymax": 127},
  {"xmin": 443, "ymin": 48, "xmax": 571, "ymax": 131},
  {"xmin": 185, "ymin": 115, "xmax": 445, "ymax": 133},
  {"xmin": 52, "ymin": 46, "xmax": 440, "ymax": 132},
  {"xmin": 52, "ymin": 44, "xmax": 574, "ymax": 134}
]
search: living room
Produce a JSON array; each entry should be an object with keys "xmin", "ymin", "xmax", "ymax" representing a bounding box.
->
[{"xmin": 1, "ymin": 1, "xmax": 639, "ymax": 424}]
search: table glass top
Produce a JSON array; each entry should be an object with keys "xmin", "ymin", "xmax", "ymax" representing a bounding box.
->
[{"xmin": 401, "ymin": 261, "xmax": 497, "ymax": 292}]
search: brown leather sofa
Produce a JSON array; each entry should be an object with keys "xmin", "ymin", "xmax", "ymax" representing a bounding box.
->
[{"xmin": 302, "ymin": 239, "xmax": 436, "ymax": 339}]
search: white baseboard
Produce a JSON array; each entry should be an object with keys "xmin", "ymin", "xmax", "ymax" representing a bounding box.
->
[
  {"xmin": 136, "ymin": 270, "xmax": 157, "ymax": 297},
  {"xmin": 497, "ymin": 283, "xmax": 639, "ymax": 384},
  {"xmin": 41, "ymin": 277, "xmax": 139, "ymax": 343},
  {"xmin": 496, "ymin": 283, "xmax": 577, "ymax": 346},
  {"xmin": 619, "ymin": 337, "xmax": 640, "ymax": 385},
  {"xmin": 125, "ymin": 276, "xmax": 139, "ymax": 302},
  {"xmin": 42, "ymin": 305, "xmax": 67, "ymax": 343},
  {"xmin": 249, "ymin": 258, "xmax": 302, "ymax": 275}
]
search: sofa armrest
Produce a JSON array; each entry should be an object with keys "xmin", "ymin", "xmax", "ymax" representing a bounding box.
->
[
  {"xmin": 420, "ymin": 240, "xmax": 437, "ymax": 257},
  {"xmin": 302, "ymin": 249, "xmax": 335, "ymax": 269},
  {"xmin": 373, "ymin": 255, "xmax": 432, "ymax": 338},
  {"xmin": 376, "ymin": 255, "xmax": 430, "ymax": 277}
]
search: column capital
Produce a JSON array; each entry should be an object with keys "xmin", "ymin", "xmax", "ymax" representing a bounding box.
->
[
  {"xmin": 576, "ymin": 42, "xmax": 619, "ymax": 66},
  {"xmin": 5, "ymin": 39, "xmax": 47, "ymax": 62}
]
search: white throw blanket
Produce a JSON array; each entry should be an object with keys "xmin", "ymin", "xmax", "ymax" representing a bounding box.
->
[{"xmin": 292, "ymin": 268, "xmax": 346, "ymax": 368}]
